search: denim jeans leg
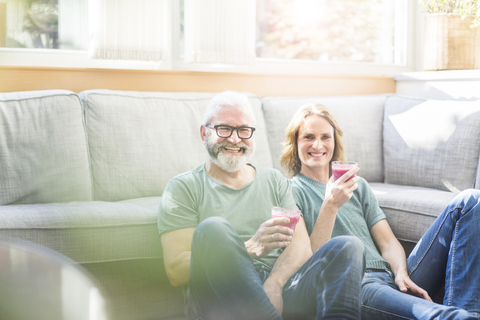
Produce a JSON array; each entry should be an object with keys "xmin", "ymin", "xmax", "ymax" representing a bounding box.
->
[
  {"xmin": 361, "ymin": 271, "xmax": 476, "ymax": 320},
  {"xmin": 407, "ymin": 189, "xmax": 480, "ymax": 316},
  {"xmin": 282, "ymin": 236, "xmax": 365, "ymax": 320},
  {"xmin": 188, "ymin": 217, "xmax": 282, "ymax": 320}
]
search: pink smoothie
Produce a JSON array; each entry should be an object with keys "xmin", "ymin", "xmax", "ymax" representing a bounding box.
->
[
  {"xmin": 332, "ymin": 167, "xmax": 356, "ymax": 181},
  {"xmin": 272, "ymin": 214, "xmax": 301, "ymax": 231}
]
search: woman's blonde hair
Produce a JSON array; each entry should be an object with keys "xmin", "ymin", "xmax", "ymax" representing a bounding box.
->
[{"xmin": 280, "ymin": 103, "xmax": 345, "ymax": 178}]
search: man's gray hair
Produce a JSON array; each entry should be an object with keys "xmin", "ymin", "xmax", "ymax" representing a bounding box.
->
[{"xmin": 204, "ymin": 91, "xmax": 256, "ymax": 126}]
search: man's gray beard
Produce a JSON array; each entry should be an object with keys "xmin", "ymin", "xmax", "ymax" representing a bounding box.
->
[{"xmin": 205, "ymin": 130, "xmax": 255, "ymax": 173}]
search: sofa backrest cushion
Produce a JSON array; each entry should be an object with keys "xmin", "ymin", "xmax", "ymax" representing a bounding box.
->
[
  {"xmin": 0, "ymin": 90, "xmax": 92, "ymax": 205},
  {"xmin": 262, "ymin": 94, "xmax": 387, "ymax": 182},
  {"xmin": 383, "ymin": 95, "xmax": 480, "ymax": 192},
  {"xmin": 80, "ymin": 90, "xmax": 272, "ymax": 201},
  {"xmin": 477, "ymin": 158, "xmax": 480, "ymax": 189}
]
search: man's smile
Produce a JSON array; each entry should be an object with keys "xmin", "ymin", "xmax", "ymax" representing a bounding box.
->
[{"xmin": 223, "ymin": 146, "xmax": 242, "ymax": 153}]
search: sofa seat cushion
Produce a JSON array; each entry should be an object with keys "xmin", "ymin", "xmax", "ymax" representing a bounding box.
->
[
  {"xmin": 383, "ymin": 96, "xmax": 480, "ymax": 192},
  {"xmin": 369, "ymin": 182, "xmax": 458, "ymax": 244},
  {"xmin": 118, "ymin": 196, "xmax": 162, "ymax": 211},
  {"xmin": 262, "ymin": 94, "xmax": 387, "ymax": 182},
  {"xmin": 0, "ymin": 90, "xmax": 92, "ymax": 205},
  {"xmin": 0, "ymin": 199, "xmax": 162, "ymax": 263},
  {"xmin": 80, "ymin": 90, "xmax": 273, "ymax": 202}
]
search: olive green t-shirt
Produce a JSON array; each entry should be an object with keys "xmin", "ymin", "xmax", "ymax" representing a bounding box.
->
[{"xmin": 158, "ymin": 163, "xmax": 298, "ymax": 269}]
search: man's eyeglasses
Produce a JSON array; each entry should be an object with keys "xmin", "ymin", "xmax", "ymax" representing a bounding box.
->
[{"xmin": 207, "ymin": 125, "xmax": 256, "ymax": 139}]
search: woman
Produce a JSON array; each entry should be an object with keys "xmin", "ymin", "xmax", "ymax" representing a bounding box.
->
[{"xmin": 280, "ymin": 103, "xmax": 480, "ymax": 320}]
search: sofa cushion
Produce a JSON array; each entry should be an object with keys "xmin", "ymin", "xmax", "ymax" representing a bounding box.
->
[
  {"xmin": 0, "ymin": 90, "xmax": 92, "ymax": 205},
  {"xmin": 118, "ymin": 196, "xmax": 162, "ymax": 211},
  {"xmin": 0, "ymin": 200, "xmax": 162, "ymax": 263},
  {"xmin": 383, "ymin": 96, "xmax": 480, "ymax": 192},
  {"xmin": 262, "ymin": 95, "xmax": 387, "ymax": 182},
  {"xmin": 369, "ymin": 182, "xmax": 458, "ymax": 243},
  {"xmin": 476, "ymin": 157, "xmax": 480, "ymax": 189},
  {"xmin": 80, "ymin": 90, "xmax": 272, "ymax": 201}
]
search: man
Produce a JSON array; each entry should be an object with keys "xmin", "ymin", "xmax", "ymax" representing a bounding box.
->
[{"xmin": 158, "ymin": 91, "xmax": 365, "ymax": 320}]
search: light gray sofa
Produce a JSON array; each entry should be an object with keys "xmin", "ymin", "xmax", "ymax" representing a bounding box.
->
[{"xmin": 1, "ymin": 89, "xmax": 479, "ymax": 320}]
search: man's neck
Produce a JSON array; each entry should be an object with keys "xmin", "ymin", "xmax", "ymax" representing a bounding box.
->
[{"xmin": 205, "ymin": 160, "xmax": 256, "ymax": 190}]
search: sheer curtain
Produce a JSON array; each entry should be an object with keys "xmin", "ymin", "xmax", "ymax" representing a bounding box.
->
[
  {"xmin": 184, "ymin": 0, "xmax": 256, "ymax": 65},
  {"xmin": 0, "ymin": 2, "xmax": 5, "ymax": 47},
  {"xmin": 89, "ymin": 0, "xmax": 171, "ymax": 61},
  {"xmin": 2, "ymin": 0, "xmax": 36, "ymax": 48},
  {"xmin": 59, "ymin": 0, "xmax": 88, "ymax": 50}
]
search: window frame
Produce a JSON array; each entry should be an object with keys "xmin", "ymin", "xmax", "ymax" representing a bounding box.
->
[{"xmin": 0, "ymin": 0, "xmax": 420, "ymax": 76}]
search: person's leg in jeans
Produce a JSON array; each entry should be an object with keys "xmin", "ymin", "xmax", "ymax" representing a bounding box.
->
[
  {"xmin": 282, "ymin": 236, "xmax": 366, "ymax": 320},
  {"xmin": 407, "ymin": 189, "xmax": 480, "ymax": 317},
  {"xmin": 361, "ymin": 189, "xmax": 480, "ymax": 320},
  {"xmin": 188, "ymin": 217, "xmax": 282, "ymax": 320},
  {"xmin": 361, "ymin": 271, "xmax": 476, "ymax": 320}
]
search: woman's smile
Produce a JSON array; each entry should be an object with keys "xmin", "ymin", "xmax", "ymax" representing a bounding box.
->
[{"xmin": 308, "ymin": 151, "xmax": 327, "ymax": 158}]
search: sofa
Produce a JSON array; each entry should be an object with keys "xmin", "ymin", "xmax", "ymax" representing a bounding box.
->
[{"xmin": 1, "ymin": 89, "xmax": 479, "ymax": 320}]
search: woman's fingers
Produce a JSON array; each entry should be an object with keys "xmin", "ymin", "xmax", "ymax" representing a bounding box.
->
[
  {"xmin": 337, "ymin": 166, "xmax": 359, "ymax": 183},
  {"xmin": 348, "ymin": 176, "xmax": 360, "ymax": 189},
  {"xmin": 325, "ymin": 167, "xmax": 360, "ymax": 209}
]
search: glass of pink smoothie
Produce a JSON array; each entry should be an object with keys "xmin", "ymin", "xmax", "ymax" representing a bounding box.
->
[
  {"xmin": 332, "ymin": 161, "xmax": 358, "ymax": 181},
  {"xmin": 271, "ymin": 207, "xmax": 301, "ymax": 231}
]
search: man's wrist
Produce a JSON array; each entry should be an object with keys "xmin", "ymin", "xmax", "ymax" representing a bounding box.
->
[{"xmin": 244, "ymin": 239, "xmax": 259, "ymax": 258}]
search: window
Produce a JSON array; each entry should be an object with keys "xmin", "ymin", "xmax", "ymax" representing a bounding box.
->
[
  {"xmin": 2, "ymin": 0, "xmax": 85, "ymax": 50},
  {"xmin": 256, "ymin": 0, "xmax": 407, "ymax": 65},
  {"xmin": 0, "ymin": 0, "xmax": 414, "ymax": 74}
]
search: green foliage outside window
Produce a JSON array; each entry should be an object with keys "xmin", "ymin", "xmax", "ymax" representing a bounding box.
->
[
  {"xmin": 256, "ymin": 0, "xmax": 395, "ymax": 63},
  {"xmin": 419, "ymin": 0, "xmax": 480, "ymax": 27},
  {"xmin": 6, "ymin": 0, "xmax": 58, "ymax": 49}
]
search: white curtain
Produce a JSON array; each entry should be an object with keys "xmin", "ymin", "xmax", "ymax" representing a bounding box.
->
[
  {"xmin": 3, "ymin": 0, "xmax": 32, "ymax": 48},
  {"xmin": 0, "ymin": 2, "xmax": 6, "ymax": 47},
  {"xmin": 184, "ymin": 0, "xmax": 256, "ymax": 65},
  {"xmin": 59, "ymin": 0, "xmax": 88, "ymax": 50},
  {"xmin": 89, "ymin": 0, "xmax": 171, "ymax": 61}
]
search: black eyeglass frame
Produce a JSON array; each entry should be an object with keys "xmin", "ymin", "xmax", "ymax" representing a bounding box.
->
[{"xmin": 206, "ymin": 124, "xmax": 256, "ymax": 139}]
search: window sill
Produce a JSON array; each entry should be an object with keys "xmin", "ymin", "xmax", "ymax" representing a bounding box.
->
[
  {"xmin": 0, "ymin": 48, "xmax": 412, "ymax": 77},
  {"xmin": 395, "ymin": 70, "xmax": 480, "ymax": 82}
]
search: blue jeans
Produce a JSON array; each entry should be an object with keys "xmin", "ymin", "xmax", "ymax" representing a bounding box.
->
[
  {"xmin": 362, "ymin": 189, "xmax": 480, "ymax": 320},
  {"xmin": 188, "ymin": 217, "xmax": 365, "ymax": 320}
]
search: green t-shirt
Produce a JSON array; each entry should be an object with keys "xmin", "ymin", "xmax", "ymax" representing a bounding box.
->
[
  {"xmin": 158, "ymin": 163, "xmax": 298, "ymax": 269},
  {"xmin": 290, "ymin": 173, "xmax": 391, "ymax": 272}
]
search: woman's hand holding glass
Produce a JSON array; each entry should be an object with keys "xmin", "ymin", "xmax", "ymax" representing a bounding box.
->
[{"xmin": 324, "ymin": 166, "xmax": 360, "ymax": 210}]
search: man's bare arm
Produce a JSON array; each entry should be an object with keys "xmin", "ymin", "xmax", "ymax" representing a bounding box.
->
[
  {"xmin": 161, "ymin": 227, "xmax": 195, "ymax": 287},
  {"xmin": 263, "ymin": 218, "xmax": 312, "ymax": 314}
]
